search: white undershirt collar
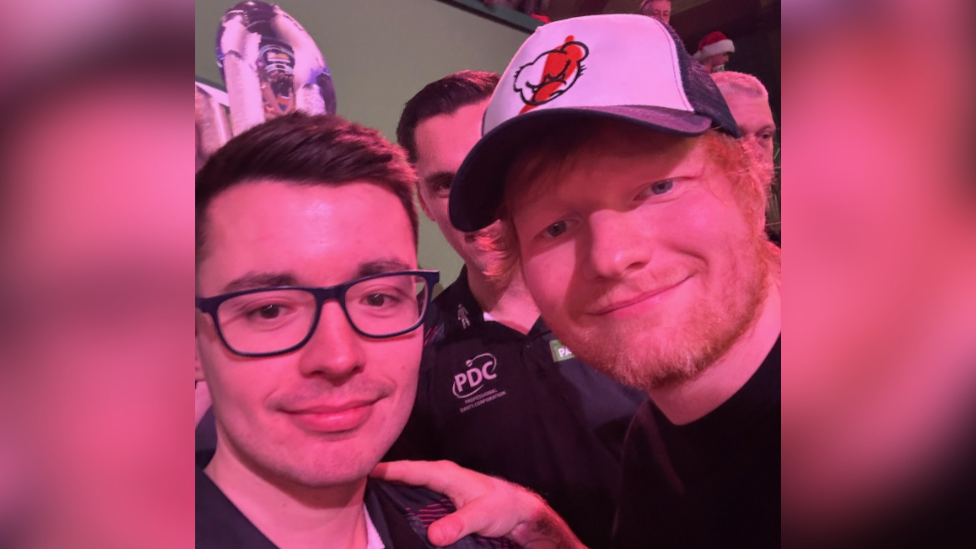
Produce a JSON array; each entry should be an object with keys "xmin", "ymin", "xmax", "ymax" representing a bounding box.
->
[{"xmin": 364, "ymin": 504, "xmax": 385, "ymax": 549}]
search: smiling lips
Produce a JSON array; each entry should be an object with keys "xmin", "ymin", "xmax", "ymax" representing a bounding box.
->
[
  {"xmin": 283, "ymin": 399, "xmax": 380, "ymax": 433},
  {"xmin": 588, "ymin": 276, "xmax": 691, "ymax": 318}
]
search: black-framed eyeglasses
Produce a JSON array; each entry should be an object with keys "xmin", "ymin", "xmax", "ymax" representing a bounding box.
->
[{"xmin": 195, "ymin": 270, "xmax": 439, "ymax": 358}]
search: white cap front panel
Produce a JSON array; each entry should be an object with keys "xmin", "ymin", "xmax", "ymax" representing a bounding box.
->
[{"xmin": 484, "ymin": 14, "xmax": 693, "ymax": 134}]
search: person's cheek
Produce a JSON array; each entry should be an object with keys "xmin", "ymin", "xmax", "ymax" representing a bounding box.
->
[
  {"xmin": 522, "ymin": 250, "xmax": 555, "ymax": 312},
  {"xmin": 532, "ymin": 243, "xmax": 578, "ymax": 322}
]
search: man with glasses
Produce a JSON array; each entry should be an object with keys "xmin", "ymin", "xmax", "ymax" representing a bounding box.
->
[{"xmin": 194, "ymin": 112, "xmax": 503, "ymax": 548}]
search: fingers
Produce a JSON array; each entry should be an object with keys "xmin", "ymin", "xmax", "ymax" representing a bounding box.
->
[
  {"xmin": 372, "ymin": 461, "xmax": 563, "ymax": 545},
  {"xmin": 370, "ymin": 460, "xmax": 444, "ymax": 488},
  {"xmin": 371, "ymin": 460, "xmax": 472, "ymax": 499}
]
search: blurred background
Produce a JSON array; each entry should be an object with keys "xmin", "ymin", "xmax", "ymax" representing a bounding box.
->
[{"xmin": 2, "ymin": 0, "xmax": 975, "ymax": 548}]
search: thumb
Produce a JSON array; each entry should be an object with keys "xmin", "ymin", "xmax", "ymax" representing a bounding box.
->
[
  {"xmin": 427, "ymin": 502, "xmax": 512, "ymax": 546},
  {"xmin": 427, "ymin": 515, "xmax": 465, "ymax": 547}
]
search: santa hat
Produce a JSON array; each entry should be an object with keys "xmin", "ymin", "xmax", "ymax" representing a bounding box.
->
[{"xmin": 694, "ymin": 31, "xmax": 734, "ymax": 61}]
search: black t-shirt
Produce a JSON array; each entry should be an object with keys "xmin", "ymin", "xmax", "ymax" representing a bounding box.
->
[
  {"xmin": 614, "ymin": 337, "xmax": 781, "ymax": 549},
  {"xmin": 386, "ymin": 268, "xmax": 647, "ymax": 549},
  {"xmin": 195, "ymin": 456, "xmax": 513, "ymax": 549}
]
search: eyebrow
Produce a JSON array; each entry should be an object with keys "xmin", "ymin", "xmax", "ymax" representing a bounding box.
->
[
  {"xmin": 356, "ymin": 259, "xmax": 414, "ymax": 278},
  {"xmin": 222, "ymin": 272, "xmax": 299, "ymax": 293},
  {"xmin": 221, "ymin": 259, "xmax": 414, "ymax": 294}
]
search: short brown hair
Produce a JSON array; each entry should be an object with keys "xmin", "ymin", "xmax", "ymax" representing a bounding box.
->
[
  {"xmin": 396, "ymin": 70, "xmax": 499, "ymax": 164},
  {"xmin": 196, "ymin": 113, "xmax": 418, "ymax": 263}
]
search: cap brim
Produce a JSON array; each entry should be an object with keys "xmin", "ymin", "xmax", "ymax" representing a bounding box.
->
[{"xmin": 449, "ymin": 106, "xmax": 713, "ymax": 232}]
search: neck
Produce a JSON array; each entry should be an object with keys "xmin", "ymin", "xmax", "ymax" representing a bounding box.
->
[
  {"xmin": 466, "ymin": 266, "xmax": 539, "ymax": 335},
  {"xmin": 205, "ymin": 443, "xmax": 369, "ymax": 549},
  {"xmin": 648, "ymin": 274, "xmax": 781, "ymax": 425}
]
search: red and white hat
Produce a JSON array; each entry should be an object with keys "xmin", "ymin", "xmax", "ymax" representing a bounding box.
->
[
  {"xmin": 449, "ymin": 14, "xmax": 740, "ymax": 232},
  {"xmin": 693, "ymin": 31, "xmax": 734, "ymax": 61}
]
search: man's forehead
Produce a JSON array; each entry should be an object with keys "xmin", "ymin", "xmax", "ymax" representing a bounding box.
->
[
  {"xmin": 513, "ymin": 129, "xmax": 704, "ymax": 207},
  {"xmin": 725, "ymin": 94, "xmax": 775, "ymax": 125},
  {"xmin": 198, "ymin": 180, "xmax": 416, "ymax": 289},
  {"xmin": 414, "ymin": 102, "xmax": 488, "ymax": 173},
  {"xmin": 574, "ymin": 132, "xmax": 702, "ymax": 179},
  {"xmin": 206, "ymin": 179, "xmax": 405, "ymax": 222}
]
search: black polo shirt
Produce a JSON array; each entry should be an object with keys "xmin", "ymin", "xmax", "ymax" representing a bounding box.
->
[
  {"xmin": 386, "ymin": 268, "xmax": 647, "ymax": 549},
  {"xmin": 613, "ymin": 336, "xmax": 781, "ymax": 549},
  {"xmin": 195, "ymin": 456, "xmax": 513, "ymax": 549}
]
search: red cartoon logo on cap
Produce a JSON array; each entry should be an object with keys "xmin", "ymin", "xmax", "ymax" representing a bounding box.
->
[{"xmin": 513, "ymin": 35, "xmax": 589, "ymax": 114}]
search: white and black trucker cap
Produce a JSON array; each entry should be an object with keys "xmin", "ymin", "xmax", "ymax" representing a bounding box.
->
[{"xmin": 449, "ymin": 14, "xmax": 741, "ymax": 232}]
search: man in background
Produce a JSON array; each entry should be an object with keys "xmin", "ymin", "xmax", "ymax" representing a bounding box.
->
[
  {"xmin": 387, "ymin": 70, "xmax": 645, "ymax": 549},
  {"xmin": 694, "ymin": 31, "xmax": 735, "ymax": 73},
  {"xmin": 639, "ymin": 0, "xmax": 671, "ymax": 25},
  {"xmin": 713, "ymin": 71, "xmax": 780, "ymax": 243},
  {"xmin": 377, "ymin": 15, "xmax": 780, "ymax": 549}
]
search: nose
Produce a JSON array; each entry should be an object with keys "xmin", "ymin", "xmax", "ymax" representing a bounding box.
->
[
  {"xmin": 297, "ymin": 301, "xmax": 365, "ymax": 380},
  {"xmin": 583, "ymin": 210, "xmax": 652, "ymax": 280}
]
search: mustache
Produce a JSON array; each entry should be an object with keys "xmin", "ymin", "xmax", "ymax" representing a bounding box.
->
[
  {"xmin": 578, "ymin": 265, "xmax": 697, "ymax": 313},
  {"xmin": 267, "ymin": 376, "xmax": 396, "ymax": 412}
]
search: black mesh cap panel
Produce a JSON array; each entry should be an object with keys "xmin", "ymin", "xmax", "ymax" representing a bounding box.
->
[{"xmin": 662, "ymin": 23, "xmax": 741, "ymax": 138}]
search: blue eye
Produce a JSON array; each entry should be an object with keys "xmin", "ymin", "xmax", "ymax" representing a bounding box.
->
[{"xmin": 649, "ymin": 180, "xmax": 674, "ymax": 195}]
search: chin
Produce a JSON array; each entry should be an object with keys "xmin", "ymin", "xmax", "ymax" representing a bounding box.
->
[
  {"xmin": 275, "ymin": 447, "xmax": 379, "ymax": 488},
  {"xmin": 553, "ymin": 314, "xmax": 721, "ymax": 391},
  {"xmin": 248, "ymin": 424, "xmax": 400, "ymax": 489}
]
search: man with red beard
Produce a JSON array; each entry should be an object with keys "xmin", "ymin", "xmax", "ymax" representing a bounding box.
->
[
  {"xmin": 375, "ymin": 14, "xmax": 780, "ymax": 549},
  {"xmin": 388, "ymin": 70, "xmax": 645, "ymax": 549}
]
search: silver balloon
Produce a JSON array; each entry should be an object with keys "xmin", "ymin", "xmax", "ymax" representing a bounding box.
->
[{"xmin": 216, "ymin": 1, "xmax": 337, "ymax": 136}]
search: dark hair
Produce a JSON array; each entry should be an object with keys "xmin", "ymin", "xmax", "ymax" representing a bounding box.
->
[
  {"xmin": 396, "ymin": 70, "xmax": 499, "ymax": 164},
  {"xmin": 196, "ymin": 113, "xmax": 419, "ymax": 262}
]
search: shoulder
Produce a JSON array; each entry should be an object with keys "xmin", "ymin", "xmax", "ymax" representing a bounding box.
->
[
  {"xmin": 196, "ymin": 467, "xmax": 277, "ymax": 549},
  {"xmin": 623, "ymin": 399, "xmax": 662, "ymax": 450},
  {"xmin": 431, "ymin": 277, "xmax": 466, "ymax": 316},
  {"xmin": 423, "ymin": 277, "xmax": 478, "ymax": 350},
  {"xmin": 423, "ymin": 279, "xmax": 464, "ymax": 345}
]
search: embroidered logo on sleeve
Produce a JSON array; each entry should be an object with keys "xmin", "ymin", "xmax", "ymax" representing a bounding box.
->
[{"xmin": 550, "ymin": 339, "xmax": 576, "ymax": 362}]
